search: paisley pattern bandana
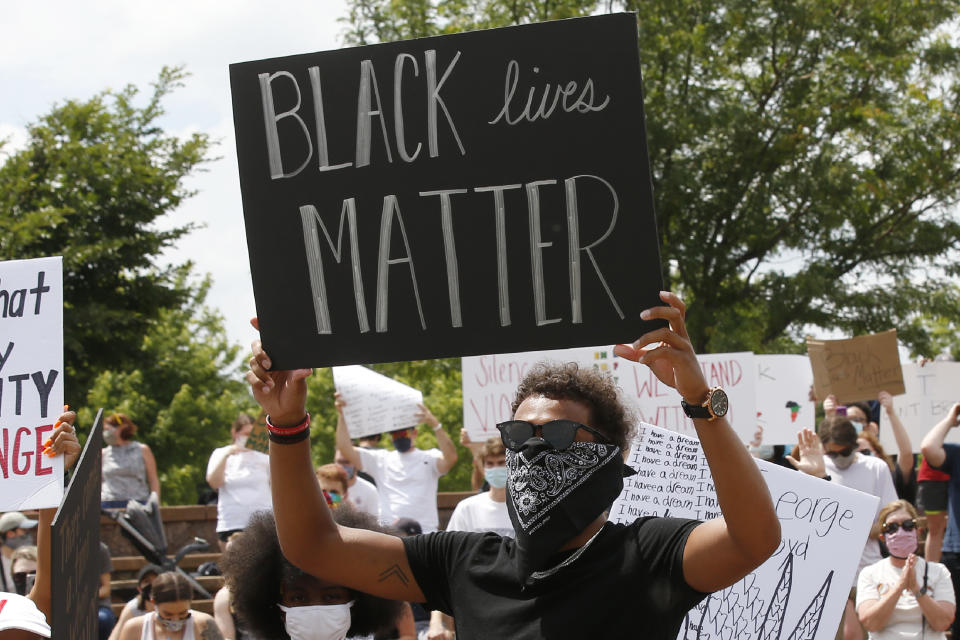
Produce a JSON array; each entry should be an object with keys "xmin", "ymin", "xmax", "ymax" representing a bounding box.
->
[{"xmin": 506, "ymin": 440, "xmax": 628, "ymax": 580}]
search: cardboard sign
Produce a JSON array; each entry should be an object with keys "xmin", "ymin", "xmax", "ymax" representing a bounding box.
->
[
  {"xmin": 879, "ymin": 361, "xmax": 960, "ymax": 452},
  {"xmin": 756, "ymin": 355, "xmax": 816, "ymax": 445},
  {"xmin": 0, "ymin": 257, "xmax": 65, "ymax": 510},
  {"xmin": 231, "ymin": 13, "xmax": 664, "ymax": 369},
  {"xmin": 52, "ymin": 410, "xmax": 102, "ymax": 640},
  {"xmin": 610, "ymin": 423, "xmax": 878, "ymax": 640},
  {"xmin": 333, "ymin": 365, "xmax": 424, "ymax": 437},
  {"xmin": 461, "ymin": 346, "xmax": 758, "ymax": 443},
  {"xmin": 808, "ymin": 330, "xmax": 905, "ymax": 403}
]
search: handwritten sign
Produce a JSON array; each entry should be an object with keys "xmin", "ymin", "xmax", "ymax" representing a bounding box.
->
[
  {"xmin": 0, "ymin": 257, "xmax": 65, "ymax": 510},
  {"xmin": 879, "ymin": 361, "xmax": 960, "ymax": 452},
  {"xmin": 756, "ymin": 355, "xmax": 816, "ymax": 445},
  {"xmin": 52, "ymin": 410, "xmax": 102, "ymax": 640},
  {"xmin": 231, "ymin": 13, "xmax": 664, "ymax": 369},
  {"xmin": 808, "ymin": 330, "xmax": 905, "ymax": 403},
  {"xmin": 611, "ymin": 423, "xmax": 878, "ymax": 640},
  {"xmin": 461, "ymin": 346, "xmax": 758, "ymax": 442},
  {"xmin": 333, "ymin": 365, "xmax": 424, "ymax": 438}
]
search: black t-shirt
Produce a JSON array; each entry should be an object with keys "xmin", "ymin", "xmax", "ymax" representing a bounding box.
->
[{"xmin": 402, "ymin": 516, "xmax": 705, "ymax": 639}]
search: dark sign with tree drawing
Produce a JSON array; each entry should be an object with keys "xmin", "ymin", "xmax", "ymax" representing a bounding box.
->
[
  {"xmin": 231, "ymin": 13, "xmax": 664, "ymax": 368},
  {"xmin": 51, "ymin": 410, "xmax": 102, "ymax": 640}
]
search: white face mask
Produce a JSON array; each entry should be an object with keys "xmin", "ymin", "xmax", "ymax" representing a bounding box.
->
[
  {"xmin": 279, "ymin": 601, "xmax": 353, "ymax": 640},
  {"xmin": 235, "ymin": 434, "xmax": 248, "ymax": 448}
]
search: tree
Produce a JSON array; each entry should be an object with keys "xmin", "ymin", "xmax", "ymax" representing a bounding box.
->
[
  {"xmin": 79, "ymin": 276, "xmax": 254, "ymax": 504},
  {"xmin": 0, "ymin": 66, "xmax": 213, "ymax": 398},
  {"xmin": 340, "ymin": 0, "xmax": 960, "ymax": 357}
]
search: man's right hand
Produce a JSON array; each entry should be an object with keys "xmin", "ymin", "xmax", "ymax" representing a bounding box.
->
[{"xmin": 246, "ymin": 317, "xmax": 312, "ymax": 426}]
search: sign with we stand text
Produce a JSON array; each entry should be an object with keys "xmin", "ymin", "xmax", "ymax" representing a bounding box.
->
[
  {"xmin": 231, "ymin": 13, "xmax": 665, "ymax": 369},
  {"xmin": 0, "ymin": 257, "xmax": 64, "ymax": 510}
]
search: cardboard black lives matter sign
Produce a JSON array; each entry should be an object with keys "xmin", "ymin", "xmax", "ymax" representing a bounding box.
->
[
  {"xmin": 52, "ymin": 410, "xmax": 102, "ymax": 640},
  {"xmin": 231, "ymin": 13, "xmax": 664, "ymax": 368}
]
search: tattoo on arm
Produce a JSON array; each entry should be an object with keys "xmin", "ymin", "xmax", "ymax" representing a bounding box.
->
[
  {"xmin": 201, "ymin": 621, "xmax": 225, "ymax": 640},
  {"xmin": 378, "ymin": 563, "xmax": 410, "ymax": 586}
]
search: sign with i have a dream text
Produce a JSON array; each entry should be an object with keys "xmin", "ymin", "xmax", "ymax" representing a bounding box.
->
[{"xmin": 231, "ymin": 13, "xmax": 665, "ymax": 368}]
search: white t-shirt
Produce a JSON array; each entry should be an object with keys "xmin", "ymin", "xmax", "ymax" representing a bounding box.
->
[
  {"xmin": 206, "ymin": 446, "xmax": 272, "ymax": 532},
  {"xmin": 825, "ymin": 454, "xmax": 898, "ymax": 573},
  {"xmin": 348, "ymin": 476, "xmax": 380, "ymax": 519},
  {"xmin": 856, "ymin": 557, "xmax": 955, "ymax": 639},
  {"xmin": 357, "ymin": 447, "xmax": 445, "ymax": 532},
  {"xmin": 446, "ymin": 492, "xmax": 515, "ymax": 537}
]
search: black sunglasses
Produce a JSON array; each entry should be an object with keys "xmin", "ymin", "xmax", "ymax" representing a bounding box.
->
[
  {"xmin": 496, "ymin": 419, "xmax": 610, "ymax": 451},
  {"xmin": 882, "ymin": 519, "xmax": 917, "ymax": 535},
  {"xmin": 825, "ymin": 446, "xmax": 856, "ymax": 458}
]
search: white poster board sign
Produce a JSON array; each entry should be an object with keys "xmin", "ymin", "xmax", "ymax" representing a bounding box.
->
[
  {"xmin": 611, "ymin": 423, "xmax": 878, "ymax": 640},
  {"xmin": 462, "ymin": 347, "xmax": 758, "ymax": 443},
  {"xmin": 333, "ymin": 366, "xmax": 423, "ymax": 438},
  {"xmin": 756, "ymin": 355, "xmax": 816, "ymax": 445},
  {"xmin": 879, "ymin": 361, "xmax": 960, "ymax": 453},
  {"xmin": 0, "ymin": 257, "xmax": 65, "ymax": 510}
]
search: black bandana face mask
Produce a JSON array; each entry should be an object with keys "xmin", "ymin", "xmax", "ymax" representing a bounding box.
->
[{"xmin": 505, "ymin": 439, "xmax": 630, "ymax": 580}]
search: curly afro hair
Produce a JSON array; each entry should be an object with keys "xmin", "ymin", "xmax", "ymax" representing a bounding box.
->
[
  {"xmin": 511, "ymin": 361, "xmax": 636, "ymax": 451},
  {"xmin": 220, "ymin": 507, "xmax": 404, "ymax": 639}
]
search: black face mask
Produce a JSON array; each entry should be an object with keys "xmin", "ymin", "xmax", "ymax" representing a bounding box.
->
[{"xmin": 505, "ymin": 439, "xmax": 632, "ymax": 581}]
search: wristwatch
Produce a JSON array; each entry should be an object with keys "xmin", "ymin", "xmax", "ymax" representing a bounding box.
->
[{"xmin": 681, "ymin": 387, "xmax": 729, "ymax": 421}]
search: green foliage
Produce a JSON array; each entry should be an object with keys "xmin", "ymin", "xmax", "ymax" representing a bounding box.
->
[
  {"xmin": 78, "ymin": 277, "xmax": 254, "ymax": 504},
  {"xmin": 303, "ymin": 359, "xmax": 471, "ymax": 491},
  {"xmin": 340, "ymin": 0, "xmax": 960, "ymax": 357},
  {"xmin": 0, "ymin": 66, "xmax": 213, "ymax": 398}
]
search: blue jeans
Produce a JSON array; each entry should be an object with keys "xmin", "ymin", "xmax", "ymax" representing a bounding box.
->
[{"xmin": 97, "ymin": 605, "xmax": 116, "ymax": 640}]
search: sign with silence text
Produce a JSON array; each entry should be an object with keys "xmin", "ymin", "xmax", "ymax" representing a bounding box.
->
[
  {"xmin": 461, "ymin": 346, "xmax": 757, "ymax": 443},
  {"xmin": 611, "ymin": 423, "xmax": 878, "ymax": 640},
  {"xmin": 0, "ymin": 257, "xmax": 64, "ymax": 510},
  {"xmin": 231, "ymin": 13, "xmax": 664, "ymax": 368},
  {"xmin": 808, "ymin": 330, "xmax": 905, "ymax": 403}
]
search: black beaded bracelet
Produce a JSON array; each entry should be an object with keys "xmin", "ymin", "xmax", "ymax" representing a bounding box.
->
[{"xmin": 267, "ymin": 428, "xmax": 311, "ymax": 445}]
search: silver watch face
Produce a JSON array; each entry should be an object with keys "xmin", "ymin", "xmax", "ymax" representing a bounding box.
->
[{"xmin": 710, "ymin": 389, "xmax": 729, "ymax": 417}]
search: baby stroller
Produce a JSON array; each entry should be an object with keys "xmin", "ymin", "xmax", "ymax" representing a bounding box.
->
[{"xmin": 101, "ymin": 493, "xmax": 212, "ymax": 598}]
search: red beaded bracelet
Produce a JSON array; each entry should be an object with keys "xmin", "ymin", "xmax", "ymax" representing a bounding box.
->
[{"xmin": 266, "ymin": 413, "xmax": 311, "ymax": 435}]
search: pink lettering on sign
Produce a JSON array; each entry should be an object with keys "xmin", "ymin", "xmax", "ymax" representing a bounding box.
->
[
  {"xmin": 0, "ymin": 424, "xmax": 53, "ymax": 478},
  {"xmin": 700, "ymin": 359, "xmax": 743, "ymax": 388},
  {"xmin": 630, "ymin": 368, "xmax": 671, "ymax": 399},
  {"xmin": 475, "ymin": 356, "xmax": 529, "ymax": 388},
  {"xmin": 469, "ymin": 394, "xmax": 514, "ymax": 433}
]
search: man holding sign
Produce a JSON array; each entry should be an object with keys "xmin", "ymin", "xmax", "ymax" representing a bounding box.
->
[{"xmin": 246, "ymin": 292, "xmax": 780, "ymax": 638}]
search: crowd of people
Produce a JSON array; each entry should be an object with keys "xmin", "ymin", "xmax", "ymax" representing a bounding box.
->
[{"xmin": 3, "ymin": 293, "xmax": 960, "ymax": 639}]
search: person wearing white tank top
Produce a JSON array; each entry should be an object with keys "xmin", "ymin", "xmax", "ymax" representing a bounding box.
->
[{"xmin": 117, "ymin": 573, "xmax": 221, "ymax": 640}]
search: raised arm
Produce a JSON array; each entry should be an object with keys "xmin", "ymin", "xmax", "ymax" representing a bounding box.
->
[
  {"xmin": 614, "ymin": 292, "xmax": 781, "ymax": 594},
  {"xmin": 334, "ymin": 393, "xmax": 363, "ymax": 471},
  {"xmin": 141, "ymin": 444, "xmax": 161, "ymax": 500},
  {"xmin": 246, "ymin": 319, "xmax": 425, "ymax": 603},
  {"xmin": 920, "ymin": 403, "xmax": 960, "ymax": 468},
  {"xmin": 878, "ymin": 391, "xmax": 915, "ymax": 479},
  {"xmin": 418, "ymin": 403, "xmax": 458, "ymax": 474}
]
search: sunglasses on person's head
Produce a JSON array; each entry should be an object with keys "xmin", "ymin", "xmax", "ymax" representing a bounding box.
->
[
  {"xmin": 882, "ymin": 519, "xmax": 917, "ymax": 535},
  {"xmin": 825, "ymin": 446, "xmax": 856, "ymax": 458},
  {"xmin": 496, "ymin": 419, "xmax": 610, "ymax": 452}
]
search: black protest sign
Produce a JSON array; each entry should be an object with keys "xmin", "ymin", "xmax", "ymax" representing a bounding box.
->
[
  {"xmin": 52, "ymin": 409, "xmax": 102, "ymax": 640},
  {"xmin": 231, "ymin": 13, "xmax": 664, "ymax": 368}
]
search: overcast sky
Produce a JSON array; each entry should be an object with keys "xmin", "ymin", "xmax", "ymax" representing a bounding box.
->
[{"xmin": 1, "ymin": 0, "xmax": 348, "ymax": 352}]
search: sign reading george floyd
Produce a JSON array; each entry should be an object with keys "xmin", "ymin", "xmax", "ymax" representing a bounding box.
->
[{"xmin": 231, "ymin": 13, "xmax": 664, "ymax": 368}]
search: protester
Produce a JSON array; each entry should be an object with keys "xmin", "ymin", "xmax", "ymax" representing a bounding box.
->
[
  {"xmin": 101, "ymin": 413, "xmax": 161, "ymax": 508},
  {"xmin": 428, "ymin": 437, "xmax": 514, "ymax": 639},
  {"xmin": 335, "ymin": 396, "xmax": 457, "ymax": 532},
  {"xmin": 919, "ymin": 402, "xmax": 960, "ymax": 638},
  {"xmin": 117, "ymin": 572, "xmax": 220, "ymax": 640},
  {"xmin": 206, "ymin": 414, "xmax": 272, "ymax": 551},
  {"xmin": 334, "ymin": 447, "xmax": 380, "ymax": 518},
  {"xmin": 857, "ymin": 499, "xmax": 955, "ymax": 638},
  {"xmin": 918, "ymin": 456, "xmax": 950, "ymax": 562},
  {"xmin": 97, "ymin": 542, "xmax": 116, "ymax": 640},
  {"xmin": 246, "ymin": 291, "xmax": 781, "ymax": 638},
  {"xmin": 786, "ymin": 418, "xmax": 898, "ymax": 640},
  {"xmin": 747, "ymin": 426, "xmax": 793, "ymax": 469},
  {"xmin": 1, "ymin": 409, "xmax": 81, "ymax": 639},
  {"xmin": 220, "ymin": 509, "xmax": 407, "ymax": 640},
  {"xmin": 0, "ymin": 513, "xmax": 38, "ymax": 594},
  {"xmin": 107, "ymin": 564, "xmax": 163, "ymax": 640}
]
